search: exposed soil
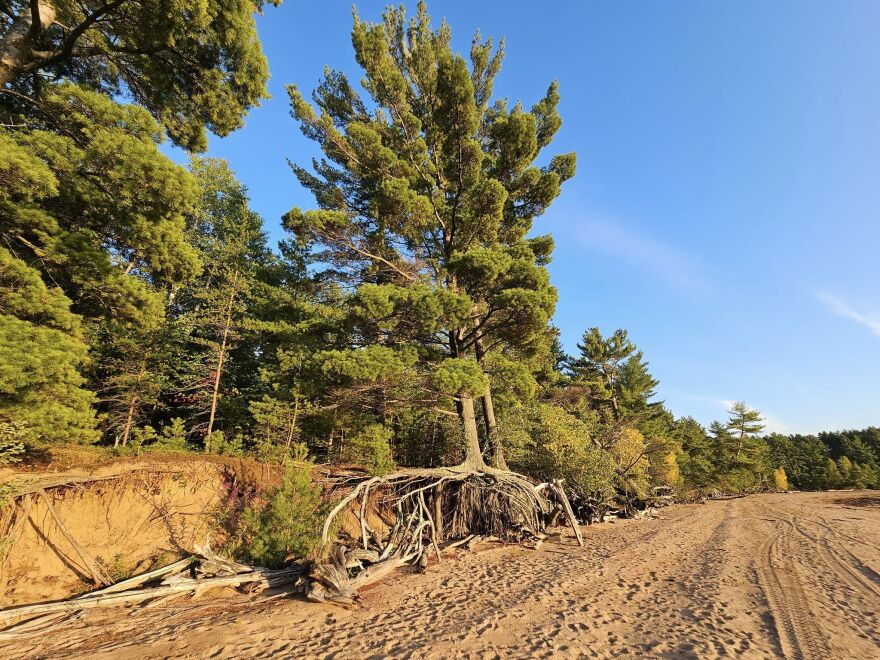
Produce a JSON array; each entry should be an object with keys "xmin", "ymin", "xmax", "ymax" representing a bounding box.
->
[
  {"xmin": 3, "ymin": 490, "xmax": 877, "ymax": 659},
  {"xmin": 0, "ymin": 456, "xmax": 283, "ymax": 606}
]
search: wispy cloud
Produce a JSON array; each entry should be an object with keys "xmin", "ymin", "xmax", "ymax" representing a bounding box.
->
[
  {"xmin": 814, "ymin": 290, "xmax": 880, "ymax": 336},
  {"xmin": 760, "ymin": 413, "xmax": 790, "ymax": 435},
  {"xmin": 570, "ymin": 215, "xmax": 707, "ymax": 294},
  {"xmin": 674, "ymin": 394, "xmax": 790, "ymax": 434}
]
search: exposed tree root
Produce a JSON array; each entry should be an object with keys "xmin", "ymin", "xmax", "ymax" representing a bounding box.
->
[
  {"xmin": 308, "ymin": 465, "xmax": 588, "ymax": 604},
  {"xmin": 0, "ymin": 466, "xmax": 598, "ymax": 626}
]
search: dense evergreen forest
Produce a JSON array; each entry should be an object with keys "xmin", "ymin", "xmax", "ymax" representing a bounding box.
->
[{"xmin": 2, "ymin": 0, "xmax": 877, "ymax": 514}]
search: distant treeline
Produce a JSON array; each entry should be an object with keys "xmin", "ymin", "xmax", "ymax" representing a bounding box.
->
[
  {"xmin": 1, "ymin": 2, "xmax": 874, "ymax": 509},
  {"xmin": 766, "ymin": 428, "xmax": 880, "ymax": 490}
]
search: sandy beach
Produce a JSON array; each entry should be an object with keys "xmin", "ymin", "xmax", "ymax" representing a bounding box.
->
[{"xmin": 6, "ymin": 490, "xmax": 878, "ymax": 659}]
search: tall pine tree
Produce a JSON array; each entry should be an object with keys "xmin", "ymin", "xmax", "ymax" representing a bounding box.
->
[{"xmin": 284, "ymin": 2, "xmax": 574, "ymax": 469}]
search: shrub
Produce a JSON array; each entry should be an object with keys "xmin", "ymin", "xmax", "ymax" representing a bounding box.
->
[
  {"xmin": 0, "ymin": 420, "xmax": 28, "ymax": 465},
  {"xmin": 205, "ymin": 430, "xmax": 243, "ymax": 455},
  {"xmin": 340, "ymin": 423, "xmax": 395, "ymax": 475},
  {"xmin": 146, "ymin": 418, "xmax": 190, "ymax": 453},
  {"xmin": 235, "ymin": 446, "xmax": 328, "ymax": 567},
  {"xmin": 508, "ymin": 404, "xmax": 616, "ymax": 503},
  {"xmin": 611, "ymin": 428, "xmax": 651, "ymax": 498},
  {"xmin": 649, "ymin": 445, "xmax": 682, "ymax": 490}
]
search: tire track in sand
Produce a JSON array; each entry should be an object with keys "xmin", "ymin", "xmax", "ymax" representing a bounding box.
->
[
  {"xmin": 755, "ymin": 515, "xmax": 833, "ymax": 660},
  {"xmin": 780, "ymin": 509, "xmax": 880, "ymax": 650}
]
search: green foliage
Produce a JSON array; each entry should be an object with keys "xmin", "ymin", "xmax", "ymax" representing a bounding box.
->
[
  {"xmin": 285, "ymin": 1, "xmax": 574, "ymax": 466},
  {"xmin": 430, "ymin": 359, "xmax": 488, "ymax": 397},
  {"xmin": 611, "ymin": 428, "xmax": 651, "ymax": 498},
  {"xmin": 566, "ymin": 327, "xmax": 637, "ymax": 423},
  {"xmin": 249, "ymin": 395, "xmax": 303, "ymax": 462},
  {"xmin": 2, "ymin": 85, "xmax": 200, "ymax": 327},
  {"xmin": 320, "ymin": 346, "xmax": 419, "ymax": 383},
  {"xmin": 175, "ymin": 157, "xmax": 270, "ymax": 443},
  {"xmin": 235, "ymin": 453, "xmax": 328, "ymax": 568},
  {"xmin": 0, "ymin": 247, "xmax": 98, "ymax": 443},
  {"xmin": 727, "ymin": 401, "xmax": 766, "ymax": 439},
  {"xmin": 204, "ymin": 431, "xmax": 243, "ymax": 456},
  {"xmin": 1, "ymin": 0, "xmax": 279, "ymax": 152},
  {"xmin": 507, "ymin": 404, "xmax": 615, "ymax": 502},
  {"xmin": 675, "ymin": 417, "xmax": 714, "ymax": 489},
  {"xmin": 143, "ymin": 419, "xmax": 190, "ymax": 453},
  {"xmin": 0, "ymin": 420, "xmax": 28, "ymax": 465},
  {"xmin": 338, "ymin": 423, "xmax": 395, "ymax": 476}
]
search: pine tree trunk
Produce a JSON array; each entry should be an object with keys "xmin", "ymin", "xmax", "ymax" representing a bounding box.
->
[
  {"xmin": 117, "ymin": 394, "xmax": 139, "ymax": 447},
  {"xmin": 457, "ymin": 390, "xmax": 487, "ymax": 470},
  {"xmin": 473, "ymin": 338, "xmax": 506, "ymax": 469},
  {"xmin": 0, "ymin": 1, "xmax": 56, "ymax": 86},
  {"xmin": 481, "ymin": 385, "xmax": 507, "ymax": 470},
  {"xmin": 206, "ymin": 280, "xmax": 238, "ymax": 445}
]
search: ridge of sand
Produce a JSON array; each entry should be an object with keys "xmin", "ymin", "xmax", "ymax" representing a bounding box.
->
[{"xmin": 5, "ymin": 490, "xmax": 879, "ymax": 659}]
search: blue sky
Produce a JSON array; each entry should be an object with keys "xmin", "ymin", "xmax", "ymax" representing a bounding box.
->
[{"xmin": 172, "ymin": 1, "xmax": 880, "ymax": 434}]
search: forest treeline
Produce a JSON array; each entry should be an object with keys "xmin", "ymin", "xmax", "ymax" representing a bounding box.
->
[{"xmin": 1, "ymin": 1, "xmax": 877, "ymax": 516}]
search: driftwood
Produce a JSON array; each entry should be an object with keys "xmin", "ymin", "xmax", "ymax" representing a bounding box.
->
[
  {"xmin": 550, "ymin": 480, "xmax": 584, "ymax": 547},
  {"xmin": 79, "ymin": 558, "xmax": 193, "ymax": 597},
  {"xmin": 0, "ymin": 567, "xmax": 302, "ymax": 625},
  {"xmin": 0, "ymin": 543, "xmax": 306, "ymax": 628}
]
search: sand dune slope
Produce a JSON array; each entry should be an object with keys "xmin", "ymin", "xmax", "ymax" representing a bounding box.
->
[{"xmin": 5, "ymin": 490, "xmax": 879, "ymax": 659}]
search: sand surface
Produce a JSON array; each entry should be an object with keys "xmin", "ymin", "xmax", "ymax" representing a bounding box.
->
[{"xmin": 5, "ymin": 490, "xmax": 879, "ymax": 659}]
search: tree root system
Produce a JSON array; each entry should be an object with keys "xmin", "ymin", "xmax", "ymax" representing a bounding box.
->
[{"xmin": 0, "ymin": 466, "xmax": 604, "ymax": 629}]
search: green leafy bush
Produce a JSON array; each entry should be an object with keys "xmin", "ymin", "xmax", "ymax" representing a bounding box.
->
[
  {"xmin": 507, "ymin": 404, "xmax": 616, "ymax": 502},
  {"xmin": 147, "ymin": 419, "xmax": 190, "ymax": 453}
]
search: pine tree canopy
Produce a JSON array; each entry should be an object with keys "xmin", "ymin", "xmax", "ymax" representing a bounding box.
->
[
  {"xmin": 0, "ymin": 0, "xmax": 280, "ymax": 151},
  {"xmin": 284, "ymin": 1, "xmax": 575, "ymax": 465},
  {"xmin": 0, "ymin": 246, "xmax": 97, "ymax": 442},
  {"xmin": 1, "ymin": 84, "xmax": 201, "ymax": 327},
  {"xmin": 727, "ymin": 401, "xmax": 765, "ymax": 438}
]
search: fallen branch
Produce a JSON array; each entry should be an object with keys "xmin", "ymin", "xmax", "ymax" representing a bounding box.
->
[
  {"xmin": 38, "ymin": 489, "xmax": 112, "ymax": 586},
  {"xmin": 75, "ymin": 558, "xmax": 192, "ymax": 598},
  {"xmin": 551, "ymin": 480, "xmax": 584, "ymax": 547}
]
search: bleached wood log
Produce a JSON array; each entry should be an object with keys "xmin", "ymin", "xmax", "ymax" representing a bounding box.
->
[
  {"xmin": 551, "ymin": 480, "xmax": 584, "ymax": 547},
  {"xmin": 76, "ymin": 559, "xmax": 192, "ymax": 598},
  {"xmin": 0, "ymin": 567, "xmax": 302, "ymax": 625}
]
